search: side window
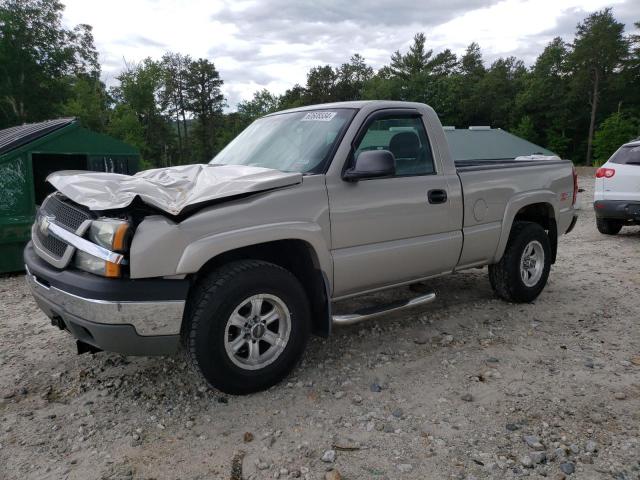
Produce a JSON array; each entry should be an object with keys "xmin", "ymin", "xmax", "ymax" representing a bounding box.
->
[{"xmin": 354, "ymin": 116, "xmax": 435, "ymax": 176}]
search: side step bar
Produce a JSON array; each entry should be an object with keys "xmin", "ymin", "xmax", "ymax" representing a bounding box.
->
[{"xmin": 332, "ymin": 292, "xmax": 436, "ymax": 326}]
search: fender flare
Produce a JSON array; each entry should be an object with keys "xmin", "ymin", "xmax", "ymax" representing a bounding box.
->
[
  {"xmin": 492, "ymin": 191, "xmax": 558, "ymax": 263},
  {"xmin": 175, "ymin": 221, "xmax": 333, "ymax": 286}
]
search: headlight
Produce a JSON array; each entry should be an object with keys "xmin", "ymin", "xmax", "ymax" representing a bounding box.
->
[
  {"xmin": 88, "ymin": 218, "xmax": 130, "ymax": 251},
  {"xmin": 74, "ymin": 218, "xmax": 130, "ymax": 278},
  {"xmin": 74, "ymin": 250, "xmax": 122, "ymax": 278}
]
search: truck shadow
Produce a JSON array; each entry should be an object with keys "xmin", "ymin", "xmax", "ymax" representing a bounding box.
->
[
  {"xmin": 99, "ymin": 269, "xmax": 498, "ymax": 396},
  {"xmin": 298, "ymin": 268, "xmax": 501, "ymax": 372}
]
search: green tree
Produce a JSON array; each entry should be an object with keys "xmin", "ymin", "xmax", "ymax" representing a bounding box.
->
[
  {"xmin": 592, "ymin": 111, "xmax": 639, "ymax": 165},
  {"xmin": 620, "ymin": 21, "xmax": 640, "ymax": 118},
  {"xmin": 368, "ymin": 33, "xmax": 460, "ymax": 110},
  {"xmin": 160, "ymin": 52, "xmax": 192, "ymax": 163},
  {"xmin": 305, "ymin": 65, "xmax": 338, "ymax": 104},
  {"xmin": 390, "ymin": 33, "xmax": 433, "ymax": 80},
  {"xmin": 387, "ymin": 33, "xmax": 435, "ymax": 103},
  {"xmin": 459, "ymin": 42, "xmax": 485, "ymax": 77},
  {"xmin": 214, "ymin": 112, "xmax": 247, "ymax": 152},
  {"xmin": 512, "ymin": 116, "xmax": 537, "ymax": 143},
  {"xmin": 422, "ymin": 50, "xmax": 458, "ymax": 124},
  {"xmin": 106, "ymin": 104, "xmax": 145, "ymax": 157},
  {"xmin": 453, "ymin": 42, "xmax": 487, "ymax": 126},
  {"xmin": 0, "ymin": 0, "xmax": 99, "ymax": 126},
  {"xmin": 515, "ymin": 38, "xmax": 571, "ymax": 152},
  {"xmin": 62, "ymin": 75, "xmax": 110, "ymax": 132},
  {"xmin": 569, "ymin": 8, "xmax": 628, "ymax": 164},
  {"xmin": 237, "ymin": 89, "xmax": 280, "ymax": 122},
  {"xmin": 111, "ymin": 59, "xmax": 174, "ymax": 166},
  {"xmin": 475, "ymin": 57, "xmax": 527, "ymax": 129},
  {"xmin": 5, "ymin": 3, "xmax": 636, "ymax": 172},
  {"xmin": 362, "ymin": 66, "xmax": 403, "ymax": 101},
  {"xmin": 335, "ymin": 54, "xmax": 373, "ymax": 101},
  {"xmin": 430, "ymin": 49, "xmax": 458, "ymax": 76},
  {"xmin": 278, "ymin": 84, "xmax": 307, "ymax": 109},
  {"xmin": 629, "ymin": 21, "xmax": 640, "ymax": 66},
  {"xmin": 184, "ymin": 58, "xmax": 225, "ymax": 161},
  {"xmin": 546, "ymin": 130, "xmax": 572, "ymax": 159}
]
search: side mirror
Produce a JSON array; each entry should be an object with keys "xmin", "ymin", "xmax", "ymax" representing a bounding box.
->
[{"xmin": 343, "ymin": 150, "xmax": 395, "ymax": 182}]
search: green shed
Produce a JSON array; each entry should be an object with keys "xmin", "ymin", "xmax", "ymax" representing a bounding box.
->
[
  {"xmin": 0, "ymin": 118, "xmax": 139, "ymax": 273},
  {"xmin": 443, "ymin": 126, "xmax": 556, "ymax": 161},
  {"xmin": 359, "ymin": 124, "xmax": 557, "ymax": 161}
]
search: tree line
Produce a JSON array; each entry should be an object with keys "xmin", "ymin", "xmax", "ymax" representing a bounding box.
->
[{"xmin": 1, "ymin": 0, "xmax": 639, "ymax": 167}]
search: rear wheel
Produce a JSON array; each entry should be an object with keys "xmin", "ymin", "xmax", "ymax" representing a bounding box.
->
[
  {"xmin": 489, "ymin": 221, "xmax": 551, "ymax": 303},
  {"xmin": 183, "ymin": 260, "xmax": 311, "ymax": 394},
  {"xmin": 596, "ymin": 218, "xmax": 623, "ymax": 235}
]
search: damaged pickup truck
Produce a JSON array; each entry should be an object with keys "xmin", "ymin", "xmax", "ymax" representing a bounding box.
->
[{"xmin": 25, "ymin": 101, "xmax": 579, "ymax": 394}]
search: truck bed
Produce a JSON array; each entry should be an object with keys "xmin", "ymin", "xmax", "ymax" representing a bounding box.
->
[{"xmin": 453, "ymin": 158, "xmax": 575, "ymax": 269}]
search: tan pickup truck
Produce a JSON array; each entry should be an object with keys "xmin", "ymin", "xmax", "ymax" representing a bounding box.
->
[{"xmin": 25, "ymin": 101, "xmax": 579, "ymax": 394}]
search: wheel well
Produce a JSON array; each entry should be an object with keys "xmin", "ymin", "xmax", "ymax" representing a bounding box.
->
[
  {"xmin": 513, "ymin": 203, "xmax": 558, "ymax": 263},
  {"xmin": 192, "ymin": 240, "xmax": 330, "ymax": 337}
]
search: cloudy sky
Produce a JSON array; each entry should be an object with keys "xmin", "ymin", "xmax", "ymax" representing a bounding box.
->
[{"xmin": 62, "ymin": 0, "xmax": 639, "ymax": 109}]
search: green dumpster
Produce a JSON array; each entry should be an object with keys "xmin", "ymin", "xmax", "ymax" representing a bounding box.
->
[{"xmin": 0, "ymin": 118, "xmax": 139, "ymax": 273}]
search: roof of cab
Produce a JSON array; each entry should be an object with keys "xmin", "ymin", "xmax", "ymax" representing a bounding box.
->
[
  {"xmin": 622, "ymin": 139, "xmax": 640, "ymax": 147},
  {"xmin": 268, "ymin": 100, "xmax": 429, "ymax": 116}
]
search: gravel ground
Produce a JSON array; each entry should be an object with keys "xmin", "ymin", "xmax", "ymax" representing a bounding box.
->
[{"xmin": 1, "ymin": 175, "xmax": 639, "ymax": 480}]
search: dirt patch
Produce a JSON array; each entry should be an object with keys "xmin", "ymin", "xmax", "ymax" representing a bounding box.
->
[{"xmin": 1, "ymin": 176, "xmax": 639, "ymax": 479}]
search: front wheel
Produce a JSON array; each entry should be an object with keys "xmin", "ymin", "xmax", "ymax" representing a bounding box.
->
[
  {"xmin": 183, "ymin": 260, "xmax": 311, "ymax": 394},
  {"xmin": 596, "ymin": 218, "xmax": 623, "ymax": 235},
  {"xmin": 489, "ymin": 222, "xmax": 552, "ymax": 303}
]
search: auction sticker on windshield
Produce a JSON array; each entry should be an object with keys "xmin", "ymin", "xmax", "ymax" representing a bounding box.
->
[{"xmin": 301, "ymin": 112, "xmax": 337, "ymax": 122}]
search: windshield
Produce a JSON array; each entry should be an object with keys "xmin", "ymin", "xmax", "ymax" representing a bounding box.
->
[
  {"xmin": 211, "ymin": 109, "xmax": 354, "ymax": 173},
  {"xmin": 610, "ymin": 144, "xmax": 640, "ymax": 165}
]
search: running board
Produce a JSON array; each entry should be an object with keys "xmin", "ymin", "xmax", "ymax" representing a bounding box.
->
[{"xmin": 332, "ymin": 292, "xmax": 436, "ymax": 326}]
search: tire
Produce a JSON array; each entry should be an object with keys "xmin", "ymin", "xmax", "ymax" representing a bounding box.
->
[
  {"xmin": 596, "ymin": 218, "xmax": 623, "ymax": 235},
  {"xmin": 183, "ymin": 260, "xmax": 311, "ymax": 395},
  {"xmin": 488, "ymin": 221, "xmax": 551, "ymax": 303}
]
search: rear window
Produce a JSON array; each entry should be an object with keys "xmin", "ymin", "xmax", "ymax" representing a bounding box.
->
[{"xmin": 610, "ymin": 145, "xmax": 640, "ymax": 165}]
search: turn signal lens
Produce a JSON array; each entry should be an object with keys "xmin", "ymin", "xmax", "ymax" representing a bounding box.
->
[
  {"xmin": 74, "ymin": 251, "xmax": 122, "ymax": 278},
  {"xmin": 105, "ymin": 261, "xmax": 121, "ymax": 278},
  {"xmin": 595, "ymin": 168, "xmax": 615, "ymax": 178},
  {"xmin": 112, "ymin": 223, "xmax": 129, "ymax": 251}
]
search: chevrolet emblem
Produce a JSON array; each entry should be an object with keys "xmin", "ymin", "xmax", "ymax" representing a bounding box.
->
[{"xmin": 38, "ymin": 215, "xmax": 55, "ymax": 236}]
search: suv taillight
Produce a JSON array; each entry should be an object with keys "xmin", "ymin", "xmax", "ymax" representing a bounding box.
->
[
  {"xmin": 595, "ymin": 167, "xmax": 615, "ymax": 178},
  {"xmin": 572, "ymin": 166, "xmax": 578, "ymax": 206}
]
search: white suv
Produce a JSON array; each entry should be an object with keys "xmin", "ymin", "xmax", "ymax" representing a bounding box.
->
[{"xmin": 594, "ymin": 139, "xmax": 640, "ymax": 234}]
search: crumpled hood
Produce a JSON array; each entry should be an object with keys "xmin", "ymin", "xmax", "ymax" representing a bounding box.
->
[{"xmin": 46, "ymin": 164, "xmax": 303, "ymax": 216}]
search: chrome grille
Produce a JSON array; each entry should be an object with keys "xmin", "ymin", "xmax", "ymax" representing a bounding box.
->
[
  {"xmin": 40, "ymin": 194, "xmax": 92, "ymax": 231},
  {"xmin": 35, "ymin": 229, "xmax": 67, "ymax": 259},
  {"xmin": 33, "ymin": 194, "xmax": 93, "ymax": 266}
]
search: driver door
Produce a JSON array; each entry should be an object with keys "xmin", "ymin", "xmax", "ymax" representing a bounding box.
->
[{"xmin": 327, "ymin": 110, "xmax": 462, "ymax": 298}]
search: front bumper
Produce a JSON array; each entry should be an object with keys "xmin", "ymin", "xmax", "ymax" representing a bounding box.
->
[
  {"xmin": 24, "ymin": 243, "xmax": 189, "ymax": 356},
  {"xmin": 594, "ymin": 200, "xmax": 640, "ymax": 222}
]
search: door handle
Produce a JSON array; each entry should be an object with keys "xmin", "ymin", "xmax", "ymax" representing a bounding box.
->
[{"xmin": 427, "ymin": 189, "xmax": 447, "ymax": 204}]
